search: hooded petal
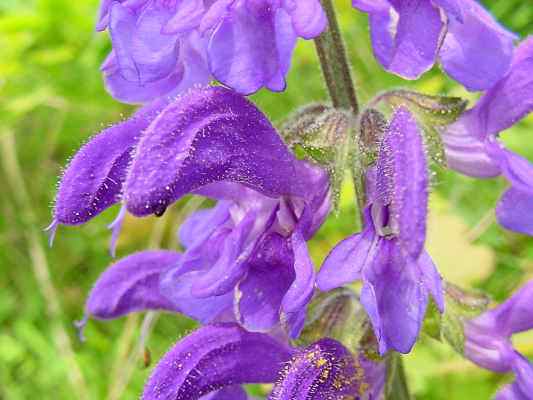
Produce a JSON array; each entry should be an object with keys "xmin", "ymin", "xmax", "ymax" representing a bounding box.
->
[
  {"xmin": 377, "ymin": 107, "xmax": 428, "ymax": 260},
  {"xmin": 360, "ymin": 241, "xmax": 429, "ymax": 354},
  {"xmin": 124, "ymin": 86, "xmax": 306, "ymax": 216},
  {"xmin": 52, "ymin": 99, "xmax": 163, "ymax": 227},
  {"xmin": 142, "ymin": 323, "xmax": 293, "ymax": 400},
  {"xmin": 357, "ymin": 0, "xmax": 443, "ymax": 80},
  {"xmin": 466, "ymin": 37, "xmax": 533, "ymax": 138},
  {"xmin": 269, "ymin": 338, "xmax": 360, "ymax": 399},
  {"xmin": 86, "ymin": 250, "xmax": 180, "ymax": 319},
  {"xmin": 439, "ymin": 0, "xmax": 516, "ymax": 91},
  {"xmin": 207, "ymin": 3, "xmax": 296, "ymax": 94}
]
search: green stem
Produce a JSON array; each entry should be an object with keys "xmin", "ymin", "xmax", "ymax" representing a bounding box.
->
[
  {"xmin": 314, "ymin": 0, "xmax": 365, "ymax": 222},
  {"xmin": 385, "ymin": 352, "xmax": 411, "ymax": 400},
  {"xmin": 314, "ymin": 0, "xmax": 359, "ymax": 115}
]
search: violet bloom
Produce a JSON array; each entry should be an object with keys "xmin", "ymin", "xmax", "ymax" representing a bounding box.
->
[
  {"xmin": 465, "ymin": 281, "xmax": 533, "ymax": 399},
  {"xmin": 96, "ymin": 0, "xmax": 326, "ymax": 103},
  {"xmin": 50, "ymin": 86, "xmax": 330, "ymax": 336},
  {"xmin": 317, "ymin": 107, "xmax": 444, "ymax": 355},
  {"xmin": 443, "ymin": 37, "xmax": 533, "ymax": 235},
  {"xmin": 141, "ymin": 322, "xmax": 385, "ymax": 400},
  {"xmin": 353, "ymin": 0, "xmax": 516, "ymax": 91}
]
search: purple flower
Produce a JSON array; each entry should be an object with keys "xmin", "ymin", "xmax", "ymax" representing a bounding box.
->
[
  {"xmin": 317, "ymin": 107, "xmax": 444, "ymax": 354},
  {"xmin": 442, "ymin": 37, "xmax": 533, "ymax": 235},
  {"xmin": 465, "ymin": 281, "xmax": 533, "ymax": 399},
  {"xmin": 141, "ymin": 323, "xmax": 384, "ymax": 400},
  {"xmin": 353, "ymin": 0, "xmax": 517, "ymax": 90},
  {"xmin": 51, "ymin": 86, "xmax": 331, "ymax": 334},
  {"xmin": 96, "ymin": 0, "xmax": 326, "ymax": 103}
]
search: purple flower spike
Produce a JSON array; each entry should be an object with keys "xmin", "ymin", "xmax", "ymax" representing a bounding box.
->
[
  {"xmin": 142, "ymin": 323, "xmax": 293, "ymax": 400},
  {"xmin": 318, "ymin": 108, "xmax": 443, "ymax": 354},
  {"xmin": 124, "ymin": 86, "xmax": 308, "ymax": 217},
  {"xmin": 269, "ymin": 338, "xmax": 361, "ymax": 400},
  {"xmin": 465, "ymin": 281, "xmax": 533, "ymax": 398},
  {"xmin": 353, "ymin": 0, "xmax": 516, "ymax": 90},
  {"xmin": 443, "ymin": 37, "xmax": 533, "ymax": 235},
  {"xmin": 85, "ymin": 250, "xmax": 181, "ymax": 320},
  {"xmin": 50, "ymin": 100, "xmax": 165, "ymax": 238}
]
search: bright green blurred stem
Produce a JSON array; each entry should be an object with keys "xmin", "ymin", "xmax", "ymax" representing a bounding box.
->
[{"xmin": 314, "ymin": 2, "xmax": 411, "ymax": 398}]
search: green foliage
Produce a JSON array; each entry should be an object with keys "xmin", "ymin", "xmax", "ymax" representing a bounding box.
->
[{"xmin": 0, "ymin": 1, "xmax": 532, "ymax": 399}]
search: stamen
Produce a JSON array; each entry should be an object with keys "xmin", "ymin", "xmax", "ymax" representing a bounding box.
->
[
  {"xmin": 108, "ymin": 204, "xmax": 127, "ymax": 258},
  {"xmin": 44, "ymin": 219, "xmax": 59, "ymax": 247}
]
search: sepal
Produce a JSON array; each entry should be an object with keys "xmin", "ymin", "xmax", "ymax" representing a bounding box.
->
[{"xmin": 280, "ymin": 103, "xmax": 354, "ymax": 209}]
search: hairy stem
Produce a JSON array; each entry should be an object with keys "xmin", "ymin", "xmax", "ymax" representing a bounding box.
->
[{"xmin": 314, "ymin": 0, "xmax": 359, "ymax": 114}]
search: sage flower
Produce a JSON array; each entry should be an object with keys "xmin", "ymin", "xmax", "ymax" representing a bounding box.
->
[
  {"xmin": 443, "ymin": 37, "xmax": 533, "ymax": 235},
  {"xmin": 317, "ymin": 107, "xmax": 444, "ymax": 354},
  {"xmin": 353, "ymin": 0, "xmax": 516, "ymax": 90},
  {"xmin": 465, "ymin": 281, "xmax": 533, "ymax": 399},
  {"xmin": 141, "ymin": 323, "xmax": 384, "ymax": 400}
]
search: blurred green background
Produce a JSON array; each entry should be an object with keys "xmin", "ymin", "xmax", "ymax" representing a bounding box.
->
[{"xmin": 1, "ymin": 1, "xmax": 532, "ymax": 399}]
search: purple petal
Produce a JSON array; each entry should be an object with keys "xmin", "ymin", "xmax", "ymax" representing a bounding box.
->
[
  {"xmin": 284, "ymin": 0, "xmax": 326, "ymax": 39},
  {"xmin": 467, "ymin": 37, "xmax": 533, "ymax": 137},
  {"xmin": 124, "ymin": 86, "xmax": 306, "ymax": 216},
  {"xmin": 207, "ymin": 3, "xmax": 296, "ymax": 94},
  {"xmin": 236, "ymin": 233, "xmax": 294, "ymax": 332},
  {"xmin": 268, "ymin": 338, "xmax": 359, "ymax": 399},
  {"xmin": 378, "ymin": 107, "xmax": 428, "ymax": 259},
  {"xmin": 442, "ymin": 113, "xmax": 501, "ymax": 178},
  {"xmin": 417, "ymin": 251, "xmax": 444, "ymax": 312},
  {"xmin": 142, "ymin": 323, "xmax": 293, "ymax": 400},
  {"xmin": 163, "ymin": 0, "xmax": 206, "ymax": 34},
  {"xmin": 108, "ymin": 2, "xmax": 180, "ymax": 84},
  {"xmin": 52, "ymin": 100, "xmax": 163, "ymax": 227},
  {"xmin": 102, "ymin": 31, "xmax": 210, "ymax": 104},
  {"xmin": 178, "ymin": 201, "xmax": 232, "ymax": 249},
  {"xmin": 496, "ymin": 188, "xmax": 533, "ymax": 236},
  {"xmin": 360, "ymin": 241, "xmax": 429, "ymax": 354},
  {"xmin": 439, "ymin": 0, "xmax": 516, "ymax": 91},
  {"xmin": 200, "ymin": 386, "xmax": 248, "ymax": 400},
  {"xmin": 191, "ymin": 210, "xmax": 257, "ymax": 297},
  {"xmin": 487, "ymin": 142, "xmax": 533, "ymax": 193},
  {"xmin": 86, "ymin": 250, "xmax": 180, "ymax": 319},
  {"xmin": 360, "ymin": 0, "xmax": 443, "ymax": 80},
  {"xmin": 316, "ymin": 226, "xmax": 375, "ymax": 291},
  {"xmin": 280, "ymin": 229, "xmax": 315, "ymax": 338},
  {"xmin": 159, "ymin": 267, "xmax": 233, "ymax": 324},
  {"xmin": 475, "ymin": 281, "xmax": 533, "ymax": 337}
]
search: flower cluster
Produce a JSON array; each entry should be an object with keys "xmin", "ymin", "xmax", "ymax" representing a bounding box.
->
[
  {"xmin": 47, "ymin": 1, "xmax": 533, "ymax": 399},
  {"xmin": 96, "ymin": 0, "xmax": 327, "ymax": 103}
]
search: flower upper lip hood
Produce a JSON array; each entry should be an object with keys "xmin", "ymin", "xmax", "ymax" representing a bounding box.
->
[
  {"xmin": 317, "ymin": 107, "xmax": 444, "ymax": 355},
  {"xmin": 353, "ymin": 0, "xmax": 517, "ymax": 91},
  {"xmin": 95, "ymin": 0, "xmax": 327, "ymax": 103}
]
